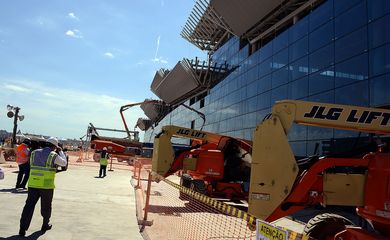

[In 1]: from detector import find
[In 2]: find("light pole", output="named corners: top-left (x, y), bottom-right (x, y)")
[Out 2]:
top-left (6, 105), bottom-right (24, 147)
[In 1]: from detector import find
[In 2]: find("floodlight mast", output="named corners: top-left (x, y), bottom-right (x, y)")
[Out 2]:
top-left (6, 105), bottom-right (22, 147)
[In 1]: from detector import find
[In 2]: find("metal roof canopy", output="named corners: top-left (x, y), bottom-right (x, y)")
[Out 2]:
top-left (181, 0), bottom-right (232, 51)
top-left (151, 58), bottom-right (233, 106)
top-left (184, 0), bottom-right (323, 50)
top-left (135, 118), bottom-right (153, 131)
top-left (210, 0), bottom-right (282, 37)
top-left (140, 100), bottom-right (170, 124)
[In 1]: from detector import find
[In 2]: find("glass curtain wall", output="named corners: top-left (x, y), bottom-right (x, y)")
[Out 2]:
top-left (145, 0), bottom-right (390, 157)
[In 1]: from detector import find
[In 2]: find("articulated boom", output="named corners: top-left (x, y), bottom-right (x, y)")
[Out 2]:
top-left (152, 125), bottom-right (225, 176)
top-left (152, 125), bottom-right (252, 178)
top-left (249, 100), bottom-right (390, 221)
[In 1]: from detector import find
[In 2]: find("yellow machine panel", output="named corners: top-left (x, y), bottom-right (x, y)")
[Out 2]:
top-left (152, 133), bottom-right (175, 176)
top-left (248, 116), bottom-right (298, 220)
top-left (323, 173), bottom-right (366, 206)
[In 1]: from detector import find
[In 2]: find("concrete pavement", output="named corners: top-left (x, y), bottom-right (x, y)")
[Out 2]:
top-left (0, 162), bottom-right (143, 240)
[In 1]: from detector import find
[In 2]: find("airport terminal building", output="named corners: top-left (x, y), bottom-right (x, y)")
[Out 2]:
top-left (143, 0), bottom-right (390, 157)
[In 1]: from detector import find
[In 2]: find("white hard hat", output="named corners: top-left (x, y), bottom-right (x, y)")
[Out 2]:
top-left (47, 137), bottom-right (59, 147)
top-left (103, 147), bottom-right (107, 151)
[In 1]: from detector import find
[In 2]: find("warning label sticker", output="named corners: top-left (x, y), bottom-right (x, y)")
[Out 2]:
top-left (256, 219), bottom-right (287, 240)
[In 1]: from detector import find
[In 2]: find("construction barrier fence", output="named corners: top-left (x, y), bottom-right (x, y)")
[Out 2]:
top-left (132, 159), bottom-right (310, 240)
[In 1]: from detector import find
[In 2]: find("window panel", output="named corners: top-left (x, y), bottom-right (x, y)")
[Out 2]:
top-left (370, 73), bottom-right (390, 107)
top-left (369, 42), bottom-right (390, 77)
top-left (309, 43), bottom-right (334, 73)
top-left (369, 14), bottom-right (390, 49)
top-left (273, 29), bottom-right (289, 53)
top-left (335, 2), bottom-right (367, 38)
top-left (290, 56), bottom-right (309, 81)
top-left (308, 90), bottom-right (334, 104)
top-left (258, 41), bottom-right (273, 63)
top-left (289, 36), bottom-right (308, 62)
top-left (368, 0), bottom-right (390, 21)
top-left (335, 80), bottom-right (369, 106)
top-left (308, 126), bottom-right (334, 141)
top-left (309, 0), bottom-right (333, 32)
top-left (289, 15), bottom-right (309, 43)
top-left (247, 96), bottom-right (258, 113)
top-left (288, 124), bottom-right (307, 141)
top-left (257, 108), bottom-right (272, 123)
top-left (259, 57), bottom-right (273, 78)
top-left (309, 67), bottom-right (335, 95)
top-left (307, 140), bottom-right (331, 156)
top-left (272, 67), bottom-right (289, 88)
top-left (257, 91), bottom-right (271, 110)
top-left (335, 53), bottom-right (368, 87)
top-left (271, 85), bottom-right (288, 105)
top-left (309, 21), bottom-right (334, 52)
top-left (243, 112), bottom-right (257, 129)
top-left (289, 77), bottom-right (308, 99)
top-left (334, 129), bottom-right (367, 139)
top-left (258, 74), bottom-right (272, 93)
top-left (273, 48), bottom-right (288, 69)
top-left (246, 81), bottom-right (258, 98)
top-left (335, 27), bottom-right (367, 63)
top-left (334, 0), bottom-right (363, 16)
top-left (290, 141), bottom-right (307, 157)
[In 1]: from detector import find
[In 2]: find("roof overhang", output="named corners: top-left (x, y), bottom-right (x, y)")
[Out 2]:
top-left (181, 0), bottom-right (232, 52)
top-left (136, 118), bottom-right (153, 131)
top-left (183, 0), bottom-right (324, 49)
top-left (210, 0), bottom-right (281, 37)
top-left (140, 100), bottom-right (170, 124)
top-left (151, 58), bottom-right (234, 106)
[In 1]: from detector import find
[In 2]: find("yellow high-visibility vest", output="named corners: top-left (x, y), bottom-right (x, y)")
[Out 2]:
top-left (28, 151), bottom-right (57, 189)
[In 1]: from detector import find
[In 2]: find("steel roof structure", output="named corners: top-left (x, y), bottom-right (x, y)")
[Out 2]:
top-left (182, 0), bottom-right (324, 50)
top-left (151, 58), bottom-right (233, 106)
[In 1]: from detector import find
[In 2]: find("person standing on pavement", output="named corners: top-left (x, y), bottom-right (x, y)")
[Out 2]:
top-left (15, 138), bottom-right (31, 189)
top-left (19, 137), bottom-right (67, 237)
top-left (99, 147), bottom-right (109, 178)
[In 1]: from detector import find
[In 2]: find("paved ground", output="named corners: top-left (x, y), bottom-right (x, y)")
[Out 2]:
top-left (0, 160), bottom-right (143, 240)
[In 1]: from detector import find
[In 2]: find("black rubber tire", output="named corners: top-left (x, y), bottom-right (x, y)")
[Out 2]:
top-left (190, 179), bottom-right (206, 194)
top-left (179, 174), bottom-right (192, 200)
top-left (303, 213), bottom-right (354, 240)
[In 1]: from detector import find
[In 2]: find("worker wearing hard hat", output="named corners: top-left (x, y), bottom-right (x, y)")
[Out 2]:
top-left (99, 147), bottom-right (110, 178)
top-left (15, 138), bottom-right (31, 189)
top-left (19, 137), bottom-right (67, 237)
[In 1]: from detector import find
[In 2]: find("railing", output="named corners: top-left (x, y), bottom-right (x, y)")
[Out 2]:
top-left (131, 159), bottom-right (311, 240)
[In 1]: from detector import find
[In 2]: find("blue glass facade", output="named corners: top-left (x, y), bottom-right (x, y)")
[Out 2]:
top-left (145, 0), bottom-right (390, 157)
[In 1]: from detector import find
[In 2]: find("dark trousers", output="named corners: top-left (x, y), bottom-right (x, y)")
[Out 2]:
top-left (20, 188), bottom-right (54, 230)
top-left (99, 165), bottom-right (107, 177)
top-left (16, 163), bottom-right (30, 188)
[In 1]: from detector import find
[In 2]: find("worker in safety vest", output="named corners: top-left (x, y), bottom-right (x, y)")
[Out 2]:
top-left (99, 147), bottom-right (109, 178)
top-left (19, 137), bottom-right (67, 237)
top-left (15, 138), bottom-right (31, 189)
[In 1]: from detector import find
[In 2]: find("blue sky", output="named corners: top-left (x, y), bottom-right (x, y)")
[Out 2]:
top-left (0, 0), bottom-right (205, 140)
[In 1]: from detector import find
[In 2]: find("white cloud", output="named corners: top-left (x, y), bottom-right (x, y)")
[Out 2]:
top-left (104, 52), bottom-right (114, 59)
top-left (151, 35), bottom-right (168, 64)
top-left (154, 35), bottom-right (160, 60)
top-left (152, 57), bottom-right (168, 64)
top-left (28, 16), bottom-right (57, 30)
top-left (65, 29), bottom-right (83, 38)
top-left (0, 78), bottom-right (146, 139)
top-left (67, 12), bottom-right (79, 21)
top-left (4, 84), bottom-right (31, 93)
top-left (43, 92), bottom-right (55, 97)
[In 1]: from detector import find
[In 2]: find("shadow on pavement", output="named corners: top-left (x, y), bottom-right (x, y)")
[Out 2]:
top-left (0, 230), bottom-right (44, 240)
top-left (0, 188), bottom-right (27, 194)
